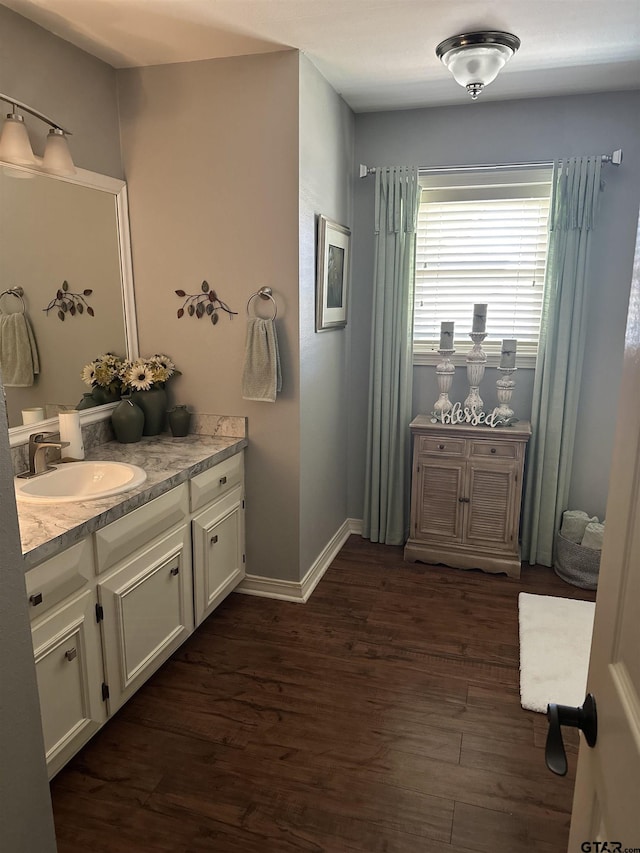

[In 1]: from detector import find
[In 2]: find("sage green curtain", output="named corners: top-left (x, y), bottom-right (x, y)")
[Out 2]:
top-left (522, 156), bottom-right (604, 566)
top-left (363, 166), bottom-right (420, 545)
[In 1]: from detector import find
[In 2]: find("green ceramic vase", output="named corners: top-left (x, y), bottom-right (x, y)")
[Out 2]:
top-left (131, 387), bottom-right (168, 436)
top-left (111, 396), bottom-right (144, 443)
top-left (92, 386), bottom-right (121, 405)
top-left (76, 392), bottom-right (99, 411)
top-left (168, 405), bottom-right (191, 437)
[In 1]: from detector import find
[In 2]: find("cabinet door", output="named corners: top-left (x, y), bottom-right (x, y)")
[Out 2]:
top-left (464, 462), bottom-right (518, 551)
top-left (98, 524), bottom-right (193, 714)
top-left (412, 456), bottom-right (465, 544)
top-left (193, 485), bottom-right (245, 627)
top-left (31, 589), bottom-right (106, 778)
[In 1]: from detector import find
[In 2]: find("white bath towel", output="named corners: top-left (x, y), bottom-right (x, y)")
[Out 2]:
top-left (0, 311), bottom-right (40, 386)
top-left (581, 521), bottom-right (605, 551)
top-left (241, 317), bottom-right (282, 402)
top-left (560, 510), bottom-right (598, 544)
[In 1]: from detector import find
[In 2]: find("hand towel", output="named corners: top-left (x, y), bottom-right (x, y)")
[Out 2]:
top-left (241, 317), bottom-right (282, 402)
top-left (0, 311), bottom-right (40, 387)
top-left (560, 510), bottom-right (598, 544)
top-left (581, 521), bottom-right (605, 551)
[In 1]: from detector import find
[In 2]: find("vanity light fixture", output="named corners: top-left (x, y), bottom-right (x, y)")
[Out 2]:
top-left (435, 31), bottom-right (521, 100)
top-left (0, 92), bottom-right (75, 175)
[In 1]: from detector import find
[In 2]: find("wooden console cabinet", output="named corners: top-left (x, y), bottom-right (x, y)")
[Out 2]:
top-left (404, 416), bottom-right (531, 578)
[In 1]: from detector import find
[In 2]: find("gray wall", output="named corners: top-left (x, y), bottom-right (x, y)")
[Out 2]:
top-left (350, 91), bottom-right (640, 522)
top-left (118, 51), bottom-right (303, 582)
top-left (0, 9), bottom-right (124, 846)
top-left (298, 56), bottom-right (355, 573)
top-left (0, 4), bottom-right (122, 178)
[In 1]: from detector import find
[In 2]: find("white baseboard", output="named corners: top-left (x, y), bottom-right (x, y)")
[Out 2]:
top-left (236, 518), bottom-right (363, 603)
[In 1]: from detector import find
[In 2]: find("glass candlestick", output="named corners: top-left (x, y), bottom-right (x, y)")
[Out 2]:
top-left (495, 367), bottom-right (517, 420)
top-left (433, 349), bottom-right (455, 416)
top-left (465, 332), bottom-right (487, 412)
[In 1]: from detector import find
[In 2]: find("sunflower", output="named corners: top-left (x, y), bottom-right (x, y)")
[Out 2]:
top-left (81, 362), bottom-right (97, 386)
top-left (127, 360), bottom-right (154, 391)
top-left (152, 354), bottom-right (176, 377)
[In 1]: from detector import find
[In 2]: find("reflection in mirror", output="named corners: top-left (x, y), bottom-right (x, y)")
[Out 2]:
top-left (0, 163), bottom-right (138, 435)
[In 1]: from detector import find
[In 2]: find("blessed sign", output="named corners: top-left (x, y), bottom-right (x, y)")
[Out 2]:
top-left (431, 402), bottom-right (512, 428)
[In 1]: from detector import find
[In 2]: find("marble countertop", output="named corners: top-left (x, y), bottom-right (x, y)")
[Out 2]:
top-left (17, 434), bottom-right (247, 570)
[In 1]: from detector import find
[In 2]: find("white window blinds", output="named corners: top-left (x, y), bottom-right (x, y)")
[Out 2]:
top-left (414, 168), bottom-right (552, 360)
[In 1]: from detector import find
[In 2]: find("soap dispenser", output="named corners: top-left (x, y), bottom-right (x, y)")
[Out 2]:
top-left (58, 410), bottom-right (85, 460)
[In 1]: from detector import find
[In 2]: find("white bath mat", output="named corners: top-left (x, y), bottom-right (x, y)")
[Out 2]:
top-left (518, 592), bottom-right (596, 713)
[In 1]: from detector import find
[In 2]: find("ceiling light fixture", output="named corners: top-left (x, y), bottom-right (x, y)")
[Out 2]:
top-left (0, 92), bottom-right (75, 175)
top-left (436, 31), bottom-right (521, 100)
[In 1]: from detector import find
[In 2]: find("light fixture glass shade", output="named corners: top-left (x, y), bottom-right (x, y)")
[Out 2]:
top-left (42, 128), bottom-right (76, 176)
top-left (436, 32), bottom-right (520, 100)
top-left (0, 113), bottom-right (36, 165)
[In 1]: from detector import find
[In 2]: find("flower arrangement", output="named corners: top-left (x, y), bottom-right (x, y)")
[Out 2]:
top-left (122, 354), bottom-right (179, 392)
top-left (81, 353), bottom-right (179, 396)
top-left (81, 353), bottom-right (124, 397)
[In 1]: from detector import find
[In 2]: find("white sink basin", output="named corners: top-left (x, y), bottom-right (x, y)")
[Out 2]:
top-left (15, 461), bottom-right (147, 504)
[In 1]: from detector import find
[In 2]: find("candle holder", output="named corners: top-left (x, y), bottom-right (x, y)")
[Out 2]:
top-left (495, 367), bottom-right (517, 420)
top-left (433, 350), bottom-right (455, 416)
top-left (464, 332), bottom-right (487, 412)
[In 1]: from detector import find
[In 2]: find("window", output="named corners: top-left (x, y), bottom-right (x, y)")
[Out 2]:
top-left (413, 167), bottom-right (552, 365)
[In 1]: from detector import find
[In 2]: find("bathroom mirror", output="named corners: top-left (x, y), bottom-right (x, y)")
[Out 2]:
top-left (0, 162), bottom-right (138, 441)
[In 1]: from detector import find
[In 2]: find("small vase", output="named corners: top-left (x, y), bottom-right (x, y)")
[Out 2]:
top-left (131, 387), bottom-right (168, 436)
top-left (168, 405), bottom-right (191, 437)
top-left (76, 392), bottom-right (99, 411)
top-left (111, 396), bottom-right (144, 443)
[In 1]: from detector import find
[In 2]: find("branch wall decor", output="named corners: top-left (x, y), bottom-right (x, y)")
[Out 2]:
top-left (175, 281), bottom-right (238, 326)
top-left (43, 280), bottom-right (94, 321)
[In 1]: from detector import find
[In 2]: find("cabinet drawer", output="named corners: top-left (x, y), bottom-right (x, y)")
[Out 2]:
top-left (417, 436), bottom-right (466, 456)
top-left (469, 440), bottom-right (517, 460)
top-left (95, 483), bottom-right (189, 575)
top-left (190, 451), bottom-right (244, 513)
top-left (26, 539), bottom-right (94, 621)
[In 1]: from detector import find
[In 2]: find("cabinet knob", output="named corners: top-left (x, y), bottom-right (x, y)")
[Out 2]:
top-left (490, 447), bottom-right (497, 454)
top-left (170, 566), bottom-right (180, 576)
top-left (219, 476), bottom-right (227, 485)
top-left (458, 496), bottom-right (470, 503)
top-left (210, 534), bottom-right (219, 545)
top-left (65, 647), bottom-right (77, 662)
top-left (29, 592), bottom-right (43, 607)
top-left (438, 444), bottom-right (445, 450)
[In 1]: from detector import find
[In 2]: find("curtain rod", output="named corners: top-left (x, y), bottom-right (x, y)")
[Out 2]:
top-left (359, 148), bottom-right (623, 178)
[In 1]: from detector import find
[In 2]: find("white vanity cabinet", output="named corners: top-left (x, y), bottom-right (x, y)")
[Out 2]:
top-left (25, 449), bottom-right (245, 776)
top-left (26, 539), bottom-right (106, 778)
top-left (190, 453), bottom-right (245, 626)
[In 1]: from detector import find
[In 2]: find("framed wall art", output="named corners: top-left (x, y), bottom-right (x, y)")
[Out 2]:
top-left (316, 215), bottom-right (351, 331)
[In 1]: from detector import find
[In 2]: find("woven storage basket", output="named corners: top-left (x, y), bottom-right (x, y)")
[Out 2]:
top-left (554, 531), bottom-right (600, 589)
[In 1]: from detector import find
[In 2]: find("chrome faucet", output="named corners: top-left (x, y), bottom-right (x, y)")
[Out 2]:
top-left (17, 432), bottom-right (70, 479)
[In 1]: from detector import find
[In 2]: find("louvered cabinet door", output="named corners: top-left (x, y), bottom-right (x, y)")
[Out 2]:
top-left (463, 462), bottom-right (518, 552)
top-left (413, 457), bottom-right (465, 544)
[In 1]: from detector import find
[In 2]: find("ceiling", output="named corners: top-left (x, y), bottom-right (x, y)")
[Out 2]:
top-left (3, 0), bottom-right (640, 112)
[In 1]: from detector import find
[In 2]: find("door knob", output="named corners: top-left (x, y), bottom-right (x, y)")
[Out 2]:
top-left (545, 693), bottom-right (597, 776)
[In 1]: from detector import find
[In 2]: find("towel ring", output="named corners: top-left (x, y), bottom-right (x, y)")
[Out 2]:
top-left (246, 286), bottom-right (277, 320)
top-left (0, 286), bottom-right (26, 314)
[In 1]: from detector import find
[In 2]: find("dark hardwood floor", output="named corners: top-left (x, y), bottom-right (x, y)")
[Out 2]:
top-left (50, 536), bottom-right (596, 852)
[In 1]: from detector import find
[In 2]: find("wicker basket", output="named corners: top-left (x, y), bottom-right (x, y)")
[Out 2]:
top-left (554, 531), bottom-right (600, 590)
